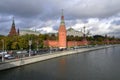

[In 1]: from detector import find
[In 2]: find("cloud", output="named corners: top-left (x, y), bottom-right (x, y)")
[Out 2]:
top-left (0, 0), bottom-right (120, 18)
top-left (66, 0), bottom-right (120, 18)
top-left (70, 14), bottom-right (120, 37)
top-left (0, 0), bottom-right (120, 37)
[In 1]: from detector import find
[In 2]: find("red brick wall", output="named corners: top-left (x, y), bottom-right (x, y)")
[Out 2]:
top-left (67, 41), bottom-right (89, 47)
top-left (44, 40), bottom-right (58, 47)
top-left (44, 40), bottom-right (89, 48)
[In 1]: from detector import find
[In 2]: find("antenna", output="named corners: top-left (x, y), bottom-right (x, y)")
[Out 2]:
top-left (61, 9), bottom-right (64, 16)
top-left (13, 17), bottom-right (14, 23)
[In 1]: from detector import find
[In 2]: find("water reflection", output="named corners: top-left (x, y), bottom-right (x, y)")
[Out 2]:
top-left (58, 57), bottom-right (67, 80)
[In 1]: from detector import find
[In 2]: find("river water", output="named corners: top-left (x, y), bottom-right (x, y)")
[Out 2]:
top-left (0, 46), bottom-right (120, 80)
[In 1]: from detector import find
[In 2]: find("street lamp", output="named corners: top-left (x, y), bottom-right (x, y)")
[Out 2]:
top-left (50, 46), bottom-right (52, 54)
top-left (29, 40), bottom-right (32, 57)
top-left (1, 39), bottom-right (4, 62)
top-left (83, 26), bottom-right (86, 40)
top-left (74, 38), bottom-right (77, 50)
top-left (36, 41), bottom-right (39, 51)
top-left (1, 39), bottom-right (4, 51)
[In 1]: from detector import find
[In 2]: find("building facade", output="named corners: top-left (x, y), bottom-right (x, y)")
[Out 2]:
top-left (67, 28), bottom-right (84, 37)
top-left (19, 30), bottom-right (40, 35)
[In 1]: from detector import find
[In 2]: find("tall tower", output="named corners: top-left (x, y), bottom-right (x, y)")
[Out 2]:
top-left (8, 17), bottom-right (17, 36)
top-left (58, 9), bottom-right (67, 49)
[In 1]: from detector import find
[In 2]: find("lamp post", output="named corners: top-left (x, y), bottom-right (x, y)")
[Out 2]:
top-left (29, 40), bottom-right (32, 57)
top-left (1, 39), bottom-right (4, 62)
top-left (50, 46), bottom-right (52, 54)
top-left (36, 41), bottom-right (39, 51)
top-left (83, 26), bottom-right (86, 40)
top-left (74, 38), bottom-right (76, 50)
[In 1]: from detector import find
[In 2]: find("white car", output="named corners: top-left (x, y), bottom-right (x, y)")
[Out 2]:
top-left (4, 54), bottom-right (11, 58)
top-left (4, 54), bottom-right (15, 59)
top-left (0, 51), bottom-right (7, 56)
top-left (16, 51), bottom-right (22, 54)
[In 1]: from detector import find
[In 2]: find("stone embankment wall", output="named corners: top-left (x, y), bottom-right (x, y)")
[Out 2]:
top-left (0, 45), bottom-right (115, 71)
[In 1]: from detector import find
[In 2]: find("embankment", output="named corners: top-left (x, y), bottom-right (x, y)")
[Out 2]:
top-left (0, 45), bottom-right (117, 71)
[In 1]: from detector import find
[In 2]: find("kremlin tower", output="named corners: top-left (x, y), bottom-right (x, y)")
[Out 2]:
top-left (8, 17), bottom-right (19, 36)
top-left (58, 10), bottom-right (67, 48)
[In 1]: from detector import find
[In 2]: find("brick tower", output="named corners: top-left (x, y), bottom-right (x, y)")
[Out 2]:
top-left (58, 10), bottom-right (67, 49)
top-left (8, 17), bottom-right (17, 36)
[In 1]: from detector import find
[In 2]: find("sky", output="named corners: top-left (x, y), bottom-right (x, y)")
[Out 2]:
top-left (0, 0), bottom-right (120, 37)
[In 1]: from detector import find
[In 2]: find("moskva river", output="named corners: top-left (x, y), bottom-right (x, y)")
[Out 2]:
top-left (1, 46), bottom-right (120, 80)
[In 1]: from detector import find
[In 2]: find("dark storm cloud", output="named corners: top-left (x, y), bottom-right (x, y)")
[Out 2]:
top-left (0, 18), bottom-right (11, 23)
top-left (0, 0), bottom-right (42, 17)
top-left (0, 0), bottom-right (120, 36)
top-left (0, 0), bottom-right (120, 19)
top-left (0, 0), bottom-right (66, 19)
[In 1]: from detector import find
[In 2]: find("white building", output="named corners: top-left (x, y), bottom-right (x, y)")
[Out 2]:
top-left (19, 30), bottom-right (40, 35)
top-left (67, 28), bottom-right (84, 37)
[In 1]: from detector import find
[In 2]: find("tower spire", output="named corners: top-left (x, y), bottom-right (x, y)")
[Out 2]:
top-left (12, 17), bottom-right (15, 26)
top-left (62, 9), bottom-right (64, 16)
top-left (8, 17), bottom-right (17, 36)
top-left (60, 9), bottom-right (65, 25)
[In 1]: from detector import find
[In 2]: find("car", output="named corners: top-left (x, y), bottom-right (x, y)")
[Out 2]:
top-left (0, 51), bottom-right (7, 57)
top-left (16, 51), bottom-right (22, 54)
top-left (4, 54), bottom-right (15, 59)
top-left (0, 51), bottom-right (7, 55)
